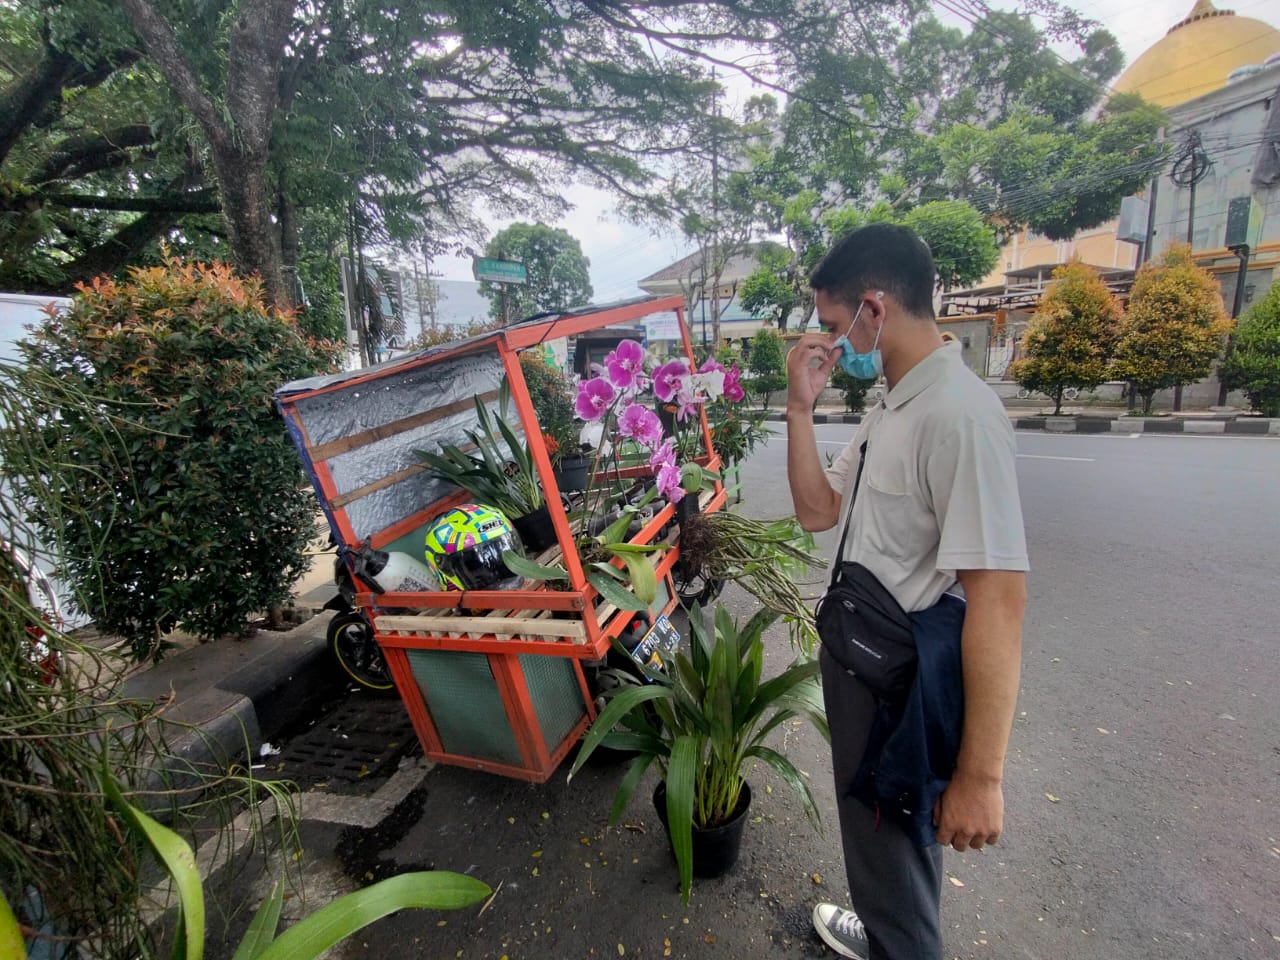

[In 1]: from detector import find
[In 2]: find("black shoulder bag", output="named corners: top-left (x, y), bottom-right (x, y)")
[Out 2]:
top-left (814, 441), bottom-right (918, 700)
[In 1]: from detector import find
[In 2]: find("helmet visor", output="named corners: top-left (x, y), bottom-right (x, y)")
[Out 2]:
top-left (438, 533), bottom-right (524, 591)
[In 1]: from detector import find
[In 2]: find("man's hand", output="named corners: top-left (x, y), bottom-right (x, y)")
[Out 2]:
top-left (785, 333), bottom-right (839, 413)
top-left (934, 769), bottom-right (1004, 852)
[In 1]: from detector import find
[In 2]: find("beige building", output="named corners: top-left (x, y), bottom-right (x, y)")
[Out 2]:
top-left (977, 0), bottom-right (1280, 288)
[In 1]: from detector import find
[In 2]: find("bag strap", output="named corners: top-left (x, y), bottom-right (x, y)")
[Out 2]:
top-left (829, 439), bottom-right (869, 589)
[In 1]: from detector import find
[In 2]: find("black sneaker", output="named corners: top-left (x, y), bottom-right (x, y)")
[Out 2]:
top-left (813, 902), bottom-right (870, 960)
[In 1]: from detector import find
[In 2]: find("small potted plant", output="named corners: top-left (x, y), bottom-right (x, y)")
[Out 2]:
top-left (519, 351), bottom-right (588, 491)
top-left (415, 381), bottom-right (556, 550)
top-left (568, 604), bottom-right (829, 903)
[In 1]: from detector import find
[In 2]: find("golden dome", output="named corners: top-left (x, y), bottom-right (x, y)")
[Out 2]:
top-left (1114, 1), bottom-right (1280, 108)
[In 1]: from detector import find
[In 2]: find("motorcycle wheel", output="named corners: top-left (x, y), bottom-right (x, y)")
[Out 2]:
top-left (328, 611), bottom-right (395, 692)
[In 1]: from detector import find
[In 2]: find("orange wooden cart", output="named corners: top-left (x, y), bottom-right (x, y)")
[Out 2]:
top-left (275, 295), bottom-right (725, 781)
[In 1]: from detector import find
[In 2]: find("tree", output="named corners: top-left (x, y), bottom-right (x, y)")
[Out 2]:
top-left (1009, 260), bottom-right (1121, 415)
top-left (747, 327), bottom-right (787, 408)
top-left (739, 244), bottom-right (799, 327)
top-left (479, 223), bottom-right (592, 323)
top-left (1220, 278), bottom-right (1280, 417)
top-left (1112, 244), bottom-right (1232, 415)
top-left (900, 200), bottom-right (999, 291)
top-left (15, 257), bottom-right (339, 659)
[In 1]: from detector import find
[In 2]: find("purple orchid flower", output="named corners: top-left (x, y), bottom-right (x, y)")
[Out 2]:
top-left (723, 363), bottom-right (745, 403)
top-left (675, 384), bottom-right (707, 421)
top-left (652, 358), bottom-right (691, 403)
top-left (655, 462), bottom-right (685, 504)
top-left (575, 376), bottom-right (616, 422)
top-left (617, 403), bottom-right (664, 448)
top-left (606, 339), bottom-right (646, 391)
top-left (649, 438), bottom-right (677, 473)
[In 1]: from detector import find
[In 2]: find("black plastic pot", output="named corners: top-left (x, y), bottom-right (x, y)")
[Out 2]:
top-left (511, 505), bottom-right (558, 552)
top-left (653, 781), bottom-right (752, 878)
top-left (553, 455), bottom-right (590, 493)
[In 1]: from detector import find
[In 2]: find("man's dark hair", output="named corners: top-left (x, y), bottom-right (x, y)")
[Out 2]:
top-left (809, 223), bottom-right (937, 318)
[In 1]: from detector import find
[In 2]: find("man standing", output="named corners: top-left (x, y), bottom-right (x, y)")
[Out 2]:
top-left (786, 224), bottom-right (1028, 960)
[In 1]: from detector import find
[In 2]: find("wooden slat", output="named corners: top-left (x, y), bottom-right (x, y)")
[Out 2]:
top-left (310, 390), bottom-right (499, 461)
top-left (376, 614), bottom-right (587, 641)
top-left (330, 462), bottom-right (428, 509)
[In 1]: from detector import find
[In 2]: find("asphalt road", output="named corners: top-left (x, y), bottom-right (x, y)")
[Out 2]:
top-left (257, 426), bottom-right (1280, 960)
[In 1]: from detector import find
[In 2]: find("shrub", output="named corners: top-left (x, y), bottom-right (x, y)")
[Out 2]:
top-left (1009, 260), bottom-right (1121, 414)
top-left (748, 328), bottom-right (788, 407)
top-left (1112, 244), bottom-right (1231, 415)
top-left (830, 368), bottom-right (874, 412)
top-left (519, 351), bottom-right (580, 462)
top-left (15, 258), bottom-right (339, 659)
top-left (1221, 278), bottom-right (1280, 417)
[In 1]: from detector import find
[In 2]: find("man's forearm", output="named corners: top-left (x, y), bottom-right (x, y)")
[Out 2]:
top-left (954, 570), bottom-right (1026, 782)
top-left (786, 405), bottom-right (840, 532)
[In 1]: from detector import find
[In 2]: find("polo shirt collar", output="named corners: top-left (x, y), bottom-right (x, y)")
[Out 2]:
top-left (884, 341), bottom-right (961, 410)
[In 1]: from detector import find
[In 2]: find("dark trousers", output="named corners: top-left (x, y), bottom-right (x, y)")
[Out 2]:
top-left (820, 647), bottom-right (944, 960)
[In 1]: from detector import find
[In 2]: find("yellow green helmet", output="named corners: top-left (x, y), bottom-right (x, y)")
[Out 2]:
top-left (424, 503), bottom-right (524, 591)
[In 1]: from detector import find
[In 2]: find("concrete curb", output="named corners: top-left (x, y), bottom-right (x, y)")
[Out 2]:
top-left (120, 615), bottom-right (343, 793)
top-left (763, 410), bottom-right (1280, 436)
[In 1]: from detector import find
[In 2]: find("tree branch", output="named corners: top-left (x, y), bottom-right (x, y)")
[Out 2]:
top-left (34, 191), bottom-right (220, 214)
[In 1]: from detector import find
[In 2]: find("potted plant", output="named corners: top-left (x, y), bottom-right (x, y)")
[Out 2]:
top-left (519, 352), bottom-right (589, 489)
top-left (415, 381), bottom-right (556, 550)
top-left (568, 604), bottom-right (829, 903)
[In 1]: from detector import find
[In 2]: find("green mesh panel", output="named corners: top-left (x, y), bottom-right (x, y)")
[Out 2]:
top-left (406, 649), bottom-right (522, 767)
top-left (518, 654), bottom-right (588, 753)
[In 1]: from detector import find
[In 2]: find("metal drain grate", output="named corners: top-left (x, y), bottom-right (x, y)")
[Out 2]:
top-left (273, 695), bottom-right (418, 793)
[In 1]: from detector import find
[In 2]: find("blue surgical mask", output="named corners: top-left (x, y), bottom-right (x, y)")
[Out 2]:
top-left (833, 299), bottom-right (883, 381)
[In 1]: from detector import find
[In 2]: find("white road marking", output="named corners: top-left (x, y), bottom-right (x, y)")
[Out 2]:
top-left (1016, 454), bottom-right (1095, 462)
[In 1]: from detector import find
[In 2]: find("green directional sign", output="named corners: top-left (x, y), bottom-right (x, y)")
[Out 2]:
top-left (472, 257), bottom-right (528, 285)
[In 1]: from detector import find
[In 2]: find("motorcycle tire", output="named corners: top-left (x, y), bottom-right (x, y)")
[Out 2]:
top-left (328, 611), bottom-right (395, 692)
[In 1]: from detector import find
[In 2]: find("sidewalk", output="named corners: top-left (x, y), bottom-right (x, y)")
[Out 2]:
top-left (767, 404), bottom-right (1280, 436)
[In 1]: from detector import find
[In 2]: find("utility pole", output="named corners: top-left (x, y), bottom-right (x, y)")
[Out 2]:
top-left (1168, 132), bottom-right (1212, 411)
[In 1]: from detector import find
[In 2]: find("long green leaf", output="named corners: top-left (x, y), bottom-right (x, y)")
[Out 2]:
top-left (744, 746), bottom-right (823, 827)
top-left (666, 736), bottom-right (699, 905)
top-left (615, 551), bottom-right (657, 604)
top-left (568, 683), bottom-right (673, 778)
top-left (607, 542), bottom-right (668, 555)
top-left (232, 881), bottom-right (285, 960)
top-left (608, 753), bottom-right (656, 825)
top-left (256, 873), bottom-right (490, 960)
top-left (501, 549), bottom-right (568, 581)
top-left (0, 895), bottom-right (24, 960)
top-left (103, 767), bottom-right (204, 960)
top-left (587, 571), bottom-right (648, 612)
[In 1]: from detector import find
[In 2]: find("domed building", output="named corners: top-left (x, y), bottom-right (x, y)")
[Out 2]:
top-left (1113, 0), bottom-right (1280, 108)
top-left (974, 0), bottom-right (1280, 288)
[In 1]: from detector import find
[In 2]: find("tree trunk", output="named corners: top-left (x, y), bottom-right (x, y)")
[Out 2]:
top-left (1053, 385), bottom-right (1063, 416)
top-left (214, 153), bottom-right (288, 306)
top-left (1141, 391), bottom-right (1156, 415)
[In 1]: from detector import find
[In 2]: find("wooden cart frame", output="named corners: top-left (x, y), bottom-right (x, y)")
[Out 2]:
top-left (276, 295), bottom-right (726, 781)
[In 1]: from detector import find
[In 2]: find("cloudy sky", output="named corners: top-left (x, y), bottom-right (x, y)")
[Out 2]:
top-left (432, 0), bottom-right (1274, 301)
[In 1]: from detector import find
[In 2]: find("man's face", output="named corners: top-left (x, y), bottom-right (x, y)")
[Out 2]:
top-left (814, 289), bottom-right (876, 353)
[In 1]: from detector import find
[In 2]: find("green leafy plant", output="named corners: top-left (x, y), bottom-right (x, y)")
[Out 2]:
top-left (1009, 259), bottom-right (1122, 415)
top-left (416, 379), bottom-right (545, 518)
top-left (676, 510), bottom-right (824, 652)
top-left (829, 367), bottom-right (875, 413)
top-left (1112, 244), bottom-right (1232, 415)
top-left (101, 766), bottom-right (490, 960)
top-left (519, 351), bottom-right (581, 464)
top-left (12, 258), bottom-right (340, 659)
top-left (569, 604), bottom-right (828, 904)
top-left (1221, 277), bottom-right (1280, 418)
top-left (747, 328), bottom-right (788, 408)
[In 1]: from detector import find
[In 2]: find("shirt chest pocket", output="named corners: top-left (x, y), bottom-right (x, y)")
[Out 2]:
top-left (858, 455), bottom-right (930, 564)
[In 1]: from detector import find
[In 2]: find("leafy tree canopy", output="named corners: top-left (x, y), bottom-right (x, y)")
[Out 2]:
top-left (1009, 259), bottom-right (1122, 413)
top-left (1113, 244), bottom-right (1231, 413)
top-left (480, 222), bottom-right (593, 321)
top-left (1221, 278), bottom-right (1280, 417)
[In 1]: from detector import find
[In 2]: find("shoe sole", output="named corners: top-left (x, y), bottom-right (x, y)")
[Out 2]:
top-left (812, 904), bottom-right (868, 960)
